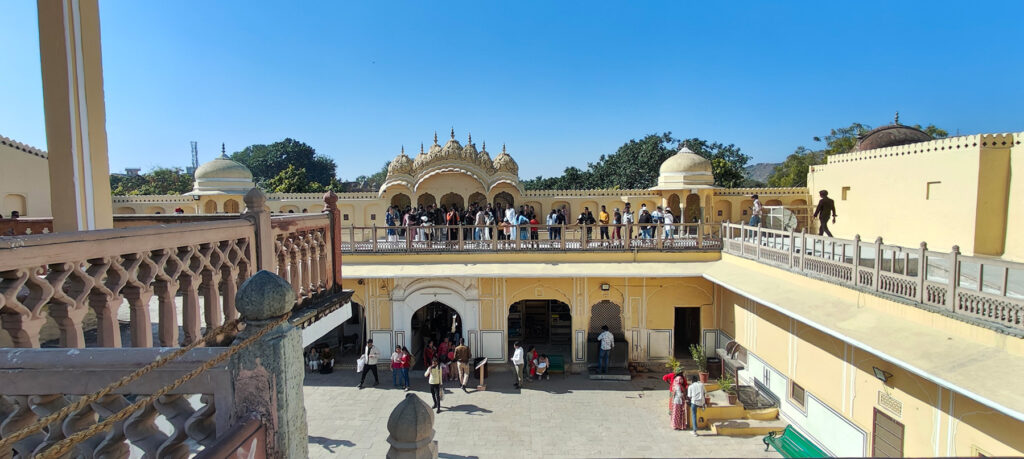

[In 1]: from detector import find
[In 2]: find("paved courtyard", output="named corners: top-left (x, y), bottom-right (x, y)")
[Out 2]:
top-left (303, 367), bottom-right (781, 458)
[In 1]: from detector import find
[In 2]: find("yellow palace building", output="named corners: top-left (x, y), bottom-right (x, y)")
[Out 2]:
top-left (5, 121), bottom-right (1024, 456)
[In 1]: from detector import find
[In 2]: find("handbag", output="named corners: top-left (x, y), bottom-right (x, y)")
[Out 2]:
top-left (356, 355), bottom-right (366, 373)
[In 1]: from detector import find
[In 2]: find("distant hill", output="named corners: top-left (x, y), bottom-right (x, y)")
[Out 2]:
top-left (744, 162), bottom-right (780, 183)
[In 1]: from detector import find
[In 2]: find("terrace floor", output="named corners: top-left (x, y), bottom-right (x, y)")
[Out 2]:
top-left (303, 367), bottom-right (780, 458)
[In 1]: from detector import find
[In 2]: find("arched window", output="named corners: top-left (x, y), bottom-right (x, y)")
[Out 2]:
top-left (468, 192), bottom-right (487, 207)
top-left (224, 199), bottom-right (240, 213)
top-left (493, 191), bottom-right (514, 209)
top-left (417, 193), bottom-right (436, 208)
top-left (391, 193), bottom-right (411, 210)
top-left (440, 192), bottom-right (465, 211)
top-left (204, 200), bottom-right (218, 214)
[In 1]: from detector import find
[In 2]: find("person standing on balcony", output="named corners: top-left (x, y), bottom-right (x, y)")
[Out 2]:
top-left (813, 190), bottom-right (837, 237)
top-left (597, 325), bottom-right (614, 373)
top-left (358, 339), bottom-right (380, 389)
top-left (555, 208), bottom-right (566, 240)
top-left (623, 203), bottom-right (634, 240)
top-left (749, 194), bottom-right (763, 227)
top-left (454, 338), bottom-right (472, 392)
top-left (474, 206), bottom-right (486, 241)
top-left (385, 206), bottom-right (396, 242)
top-left (612, 207), bottom-right (623, 242)
top-left (546, 210), bottom-right (558, 241)
top-left (598, 205), bottom-right (610, 242)
top-left (517, 212), bottom-right (530, 240)
top-left (664, 208), bottom-right (675, 239)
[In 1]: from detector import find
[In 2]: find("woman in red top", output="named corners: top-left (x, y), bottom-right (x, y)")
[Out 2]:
top-left (424, 340), bottom-right (436, 369)
top-left (527, 345), bottom-right (539, 379)
top-left (400, 346), bottom-right (412, 391)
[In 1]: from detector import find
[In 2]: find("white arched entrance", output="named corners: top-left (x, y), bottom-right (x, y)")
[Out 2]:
top-left (389, 278), bottom-right (480, 356)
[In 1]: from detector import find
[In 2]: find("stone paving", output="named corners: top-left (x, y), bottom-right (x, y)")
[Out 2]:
top-left (303, 366), bottom-right (781, 458)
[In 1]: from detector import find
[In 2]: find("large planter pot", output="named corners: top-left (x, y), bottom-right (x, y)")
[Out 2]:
top-left (699, 372), bottom-right (709, 383)
top-left (727, 393), bottom-right (738, 405)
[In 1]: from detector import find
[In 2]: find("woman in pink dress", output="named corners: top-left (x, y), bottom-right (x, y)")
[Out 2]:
top-left (670, 372), bottom-right (689, 430)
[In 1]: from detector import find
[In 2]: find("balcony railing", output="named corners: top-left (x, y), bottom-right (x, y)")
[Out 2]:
top-left (721, 222), bottom-right (1024, 332)
top-left (339, 222), bottom-right (722, 253)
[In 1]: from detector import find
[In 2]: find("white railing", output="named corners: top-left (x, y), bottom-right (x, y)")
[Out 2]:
top-left (721, 222), bottom-right (1024, 332)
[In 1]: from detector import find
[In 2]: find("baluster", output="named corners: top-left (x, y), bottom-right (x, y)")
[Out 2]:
top-left (872, 238), bottom-right (883, 291)
top-left (177, 247), bottom-right (203, 345)
top-left (46, 262), bottom-right (91, 348)
top-left (120, 253), bottom-right (155, 348)
top-left (92, 394), bottom-right (130, 458)
top-left (185, 395), bottom-right (217, 447)
top-left (154, 394), bottom-right (194, 458)
top-left (3, 396), bottom-right (44, 457)
top-left (372, 225), bottom-right (378, 252)
top-left (947, 245), bottom-right (960, 312)
top-left (28, 394), bottom-right (70, 456)
top-left (124, 399), bottom-right (168, 457)
top-left (221, 263), bottom-right (240, 323)
top-left (86, 258), bottom-right (124, 348)
top-left (308, 234), bottom-right (322, 294)
top-left (62, 398), bottom-right (103, 457)
top-left (917, 242), bottom-right (928, 302)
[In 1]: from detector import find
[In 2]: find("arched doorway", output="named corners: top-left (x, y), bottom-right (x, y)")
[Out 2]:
top-left (391, 193), bottom-right (411, 210)
top-left (224, 199), bottom-right (240, 213)
top-left (468, 192), bottom-right (487, 208)
top-left (411, 302), bottom-right (461, 369)
top-left (493, 191), bottom-right (514, 209)
top-left (440, 192), bottom-right (465, 211)
top-left (417, 193), bottom-right (436, 208)
top-left (507, 300), bottom-right (572, 358)
top-left (683, 193), bottom-right (701, 224)
top-left (667, 194), bottom-right (681, 219)
top-left (204, 200), bottom-right (217, 214)
top-left (589, 301), bottom-right (626, 370)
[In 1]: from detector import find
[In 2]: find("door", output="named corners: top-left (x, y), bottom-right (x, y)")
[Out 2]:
top-left (872, 408), bottom-right (904, 457)
top-left (674, 307), bottom-right (701, 358)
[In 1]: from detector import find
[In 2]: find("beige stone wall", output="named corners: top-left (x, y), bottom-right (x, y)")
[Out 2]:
top-left (0, 139), bottom-right (52, 218)
top-left (807, 133), bottom-right (1022, 260)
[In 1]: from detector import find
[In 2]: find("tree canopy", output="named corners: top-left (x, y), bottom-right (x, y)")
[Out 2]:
top-left (110, 167), bottom-right (193, 196)
top-left (766, 122), bottom-right (948, 187)
top-left (521, 132), bottom-right (750, 190)
top-left (230, 138), bottom-right (337, 190)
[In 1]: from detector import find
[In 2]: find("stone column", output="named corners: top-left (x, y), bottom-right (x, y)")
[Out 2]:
top-left (37, 0), bottom-right (114, 231)
top-left (322, 190), bottom-right (343, 288)
top-left (242, 188), bottom-right (275, 273)
top-left (229, 270), bottom-right (307, 459)
top-left (386, 394), bottom-right (437, 459)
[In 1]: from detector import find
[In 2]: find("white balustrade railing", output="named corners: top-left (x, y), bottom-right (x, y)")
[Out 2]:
top-left (721, 222), bottom-right (1024, 332)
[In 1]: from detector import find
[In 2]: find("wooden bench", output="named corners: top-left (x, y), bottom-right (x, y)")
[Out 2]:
top-left (547, 355), bottom-right (567, 378)
top-left (763, 426), bottom-right (827, 458)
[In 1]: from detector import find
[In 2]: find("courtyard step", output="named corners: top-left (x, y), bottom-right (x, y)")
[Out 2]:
top-left (588, 368), bottom-right (632, 381)
top-left (711, 418), bottom-right (789, 436)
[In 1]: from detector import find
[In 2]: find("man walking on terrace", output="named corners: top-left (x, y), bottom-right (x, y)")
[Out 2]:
top-left (813, 190), bottom-right (837, 237)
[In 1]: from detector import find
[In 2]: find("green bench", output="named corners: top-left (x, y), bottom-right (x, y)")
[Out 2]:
top-left (547, 354), bottom-right (567, 378)
top-left (763, 426), bottom-right (827, 458)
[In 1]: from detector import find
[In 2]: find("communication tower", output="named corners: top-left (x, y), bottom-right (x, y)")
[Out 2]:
top-left (186, 141), bottom-right (199, 175)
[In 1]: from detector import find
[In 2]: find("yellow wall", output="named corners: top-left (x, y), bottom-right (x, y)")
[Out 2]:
top-left (1, 141), bottom-right (52, 218)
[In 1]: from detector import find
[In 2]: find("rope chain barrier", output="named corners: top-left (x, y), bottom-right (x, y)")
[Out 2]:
top-left (34, 312), bottom-right (291, 459)
top-left (0, 318), bottom-right (242, 453)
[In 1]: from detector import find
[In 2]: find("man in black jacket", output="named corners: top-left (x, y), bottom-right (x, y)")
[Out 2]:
top-left (813, 190), bottom-right (837, 237)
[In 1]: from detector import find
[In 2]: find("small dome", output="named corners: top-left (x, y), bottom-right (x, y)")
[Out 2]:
top-left (462, 141), bottom-right (477, 159)
top-left (441, 139), bottom-right (463, 159)
top-left (653, 146), bottom-right (714, 190)
top-left (388, 148), bottom-right (413, 176)
top-left (194, 154), bottom-right (253, 181)
top-left (853, 123), bottom-right (933, 152)
top-left (477, 142), bottom-right (493, 169)
top-left (492, 145), bottom-right (518, 174)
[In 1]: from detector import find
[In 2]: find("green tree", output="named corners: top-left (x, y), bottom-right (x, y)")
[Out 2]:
top-left (230, 138), bottom-right (337, 189)
top-left (264, 165), bottom-right (317, 193)
top-left (110, 167), bottom-right (193, 196)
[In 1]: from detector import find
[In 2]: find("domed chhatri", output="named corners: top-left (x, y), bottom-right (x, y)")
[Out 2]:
top-left (653, 146), bottom-right (715, 190)
top-left (853, 113), bottom-right (933, 152)
top-left (382, 129), bottom-right (522, 195)
top-left (388, 146), bottom-right (414, 176)
top-left (190, 144), bottom-right (257, 195)
top-left (492, 144), bottom-right (518, 175)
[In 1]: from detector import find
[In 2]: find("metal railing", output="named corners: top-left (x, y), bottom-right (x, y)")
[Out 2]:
top-left (721, 222), bottom-right (1024, 332)
top-left (340, 222), bottom-right (722, 253)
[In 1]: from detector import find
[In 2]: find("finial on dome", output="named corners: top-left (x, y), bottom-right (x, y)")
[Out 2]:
top-left (482, 141), bottom-right (486, 151)
top-left (401, 145), bottom-right (405, 156)
top-left (502, 143), bottom-right (506, 154)
top-left (450, 128), bottom-right (455, 140)
top-left (219, 143), bottom-right (228, 159)
top-left (433, 132), bottom-right (438, 145)
top-left (894, 111), bottom-right (900, 125)
top-left (468, 132), bottom-right (472, 145)
top-left (421, 143), bottom-right (424, 154)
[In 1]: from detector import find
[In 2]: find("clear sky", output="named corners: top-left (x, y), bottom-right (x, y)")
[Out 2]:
top-left (2, 1), bottom-right (1023, 179)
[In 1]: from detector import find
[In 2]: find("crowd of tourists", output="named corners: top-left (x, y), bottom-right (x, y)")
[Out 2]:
top-left (383, 201), bottom-right (694, 243)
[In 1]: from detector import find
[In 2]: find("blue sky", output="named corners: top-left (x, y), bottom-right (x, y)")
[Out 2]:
top-left (2, 1), bottom-right (1023, 179)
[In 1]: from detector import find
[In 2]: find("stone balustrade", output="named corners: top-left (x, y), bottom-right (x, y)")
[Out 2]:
top-left (721, 222), bottom-right (1024, 333)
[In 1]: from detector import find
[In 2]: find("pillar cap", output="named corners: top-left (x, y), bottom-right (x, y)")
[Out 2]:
top-left (236, 270), bottom-right (295, 320)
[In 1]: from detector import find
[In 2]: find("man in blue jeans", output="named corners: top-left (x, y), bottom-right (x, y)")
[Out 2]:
top-left (597, 325), bottom-right (614, 373)
top-left (687, 374), bottom-right (706, 435)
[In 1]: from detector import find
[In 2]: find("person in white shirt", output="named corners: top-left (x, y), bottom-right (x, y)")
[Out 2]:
top-left (425, 357), bottom-right (444, 413)
top-left (623, 203), bottom-right (635, 239)
top-left (597, 325), bottom-right (614, 373)
top-left (663, 208), bottom-right (675, 239)
top-left (511, 341), bottom-right (526, 388)
top-left (686, 375), bottom-right (706, 435)
top-left (358, 339), bottom-right (380, 389)
top-left (749, 194), bottom-right (763, 227)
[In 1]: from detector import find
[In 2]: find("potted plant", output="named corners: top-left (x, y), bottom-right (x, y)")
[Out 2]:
top-left (688, 344), bottom-right (708, 383)
top-left (719, 372), bottom-right (738, 405)
top-left (664, 356), bottom-right (683, 375)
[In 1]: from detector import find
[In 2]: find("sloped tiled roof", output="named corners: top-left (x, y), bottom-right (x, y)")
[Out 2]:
top-left (0, 134), bottom-right (47, 159)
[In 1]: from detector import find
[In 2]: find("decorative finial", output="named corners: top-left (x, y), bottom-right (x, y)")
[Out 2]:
top-left (450, 128), bottom-right (455, 140)
top-left (468, 132), bottom-right (472, 145)
top-left (420, 143), bottom-right (424, 154)
top-left (482, 141), bottom-right (486, 151)
top-left (894, 112), bottom-right (900, 125)
top-left (219, 143), bottom-right (227, 158)
top-left (401, 145), bottom-right (405, 156)
top-left (433, 132), bottom-right (438, 145)
top-left (502, 143), bottom-right (506, 154)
